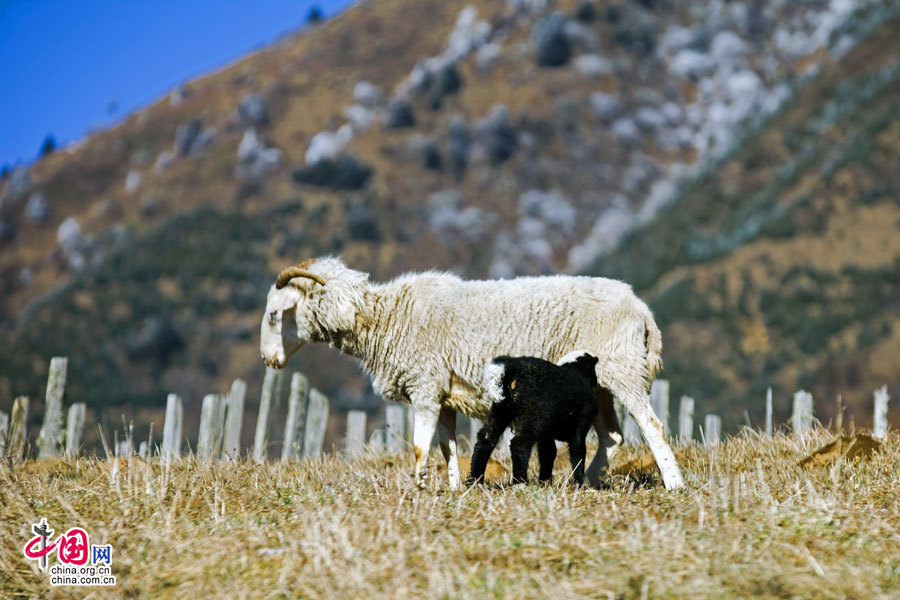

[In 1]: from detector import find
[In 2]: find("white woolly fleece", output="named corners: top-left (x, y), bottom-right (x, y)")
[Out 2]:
top-left (482, 360), bottom-right (506, 405)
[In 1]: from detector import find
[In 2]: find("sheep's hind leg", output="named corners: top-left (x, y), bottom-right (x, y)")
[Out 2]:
top-left (437, 405), bottom-right (461, 490)
top-left (621, 389), bottom-right (684, 490)
top-left (411, 404), bottom-right (440, 489)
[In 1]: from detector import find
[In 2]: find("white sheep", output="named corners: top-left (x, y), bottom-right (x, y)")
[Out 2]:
top-left (260, 257), bottom-right (684, 490)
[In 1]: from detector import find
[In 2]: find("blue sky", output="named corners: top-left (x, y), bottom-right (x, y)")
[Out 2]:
top-left (0, 0), bottom-right (354, 168)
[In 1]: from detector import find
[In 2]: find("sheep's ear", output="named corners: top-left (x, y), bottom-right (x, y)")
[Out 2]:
top-left (268, 286), bottom-right (302, 312)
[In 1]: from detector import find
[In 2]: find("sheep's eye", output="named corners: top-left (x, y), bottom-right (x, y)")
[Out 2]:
top-left (268, 310), bottom-right (278, 325)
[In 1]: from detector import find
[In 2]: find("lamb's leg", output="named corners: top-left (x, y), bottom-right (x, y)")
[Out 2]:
top-left (537, 437), bottom-right (557, 483)
top-left (437, 405), bottom-right (461, 490)
top-left (468, 413), bottom-right (510, 484)
top-left (586, 387), bottom-right (623, 488)
top-left (621, 389), bottom-right (685, 490)
top-left (568, 435), bottom-right (588, 486)
top-left (509, 433), bottom-right (535, 484)
top-left (411, 404), bottom-right (440, 489)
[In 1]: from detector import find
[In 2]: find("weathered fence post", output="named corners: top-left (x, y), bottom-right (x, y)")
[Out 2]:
top-left (678, 396), bottom-right (694, 444)
top-left (368, 428), bottom-right (385, 455)
top-left (282, 373), bottom-right (310, 461)
top-left (253, 368), bottom-right (283, 463)
top-left (37, 357), bottom-right (68, 458)
top-left (162, 394), bottom-right (183, 463)
top-left (8, 396), bottom-right (29, 462)
top-left (623, 414), bottom-right (641, 445)
top-left (873, 385), bottom-right (890, 440)
top-left (197, 394), bottom-right (226, 462)
top-left (651, 379), bottom-right (670, 435)
top-left (703, 414), bottom-right (721, 447)
top-left (345, 410), bottom-right (367, 457)
top-left (65, 402), bottom-right (86, 460)
top-left (302, 389), bottom-right (329, 459)
top-left (223, 379), bottom-right (246, 460)
top-left (765, 387), bottom-right (773, 437)
top-left (0, 410), bottom-right (8, 459)
top-left (792, 390), bottom-right (813, 435)
top-left (385, 404), bottom-right (406, 454)
top-left (406, 406), bottom-right (415, 445)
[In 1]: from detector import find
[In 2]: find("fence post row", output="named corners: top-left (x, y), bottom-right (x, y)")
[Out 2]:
top-left (162, 394), bottom-right (183, 463)
top-left (704, 414), bottom-right (722, 447)
top-left (282, 373), bottom-right (310, 461)
top-left (873, 385), bottom-right (890, 440)
top-left (65, 402), bottom-right (86, 460)
top-left (678, 396), bottom-right (694, 445)
top-left (792, 390), bottom-right (814, 435)
top-left (253, 367), bottom-right (282, 463)
top-left (37, 357), bottom-right (67, 459)
top-left (345, 410), bottom-right (367, 457)
top-left (385, 404), bottom-right (406, 454)
top-left (7, 357), bottom-right (896, 462)
top-left (197, 394), bottom-right (226, 462)
top-left (303, 388), bottom-right (329, 459)
top-left (223, 379), bottom-right (246, 461)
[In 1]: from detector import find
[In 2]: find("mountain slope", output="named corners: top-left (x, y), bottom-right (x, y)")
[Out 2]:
top-left (588, 18), bottom-right (900, 428)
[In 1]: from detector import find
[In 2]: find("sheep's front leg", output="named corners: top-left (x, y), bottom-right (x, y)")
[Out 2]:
top-left (437, 405), bottom-right (461, 490)
top-left (412, 404), bottom-right (440, 489)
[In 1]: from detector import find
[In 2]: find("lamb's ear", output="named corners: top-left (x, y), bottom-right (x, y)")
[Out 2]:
top-left (268, 286), bottom-right (303, 312)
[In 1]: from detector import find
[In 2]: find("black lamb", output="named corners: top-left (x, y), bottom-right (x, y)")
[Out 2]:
top-left (467, 352), bottom-right (600, 486)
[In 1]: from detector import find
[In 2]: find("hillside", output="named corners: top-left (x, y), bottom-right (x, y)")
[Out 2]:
top-left (589, 16), bottom-right (900, 428)
top-left (0, 0), bottom-right (897, 449)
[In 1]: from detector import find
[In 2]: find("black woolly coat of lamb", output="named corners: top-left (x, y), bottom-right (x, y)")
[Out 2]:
top-left (468, 353), bottom-right (600, 486)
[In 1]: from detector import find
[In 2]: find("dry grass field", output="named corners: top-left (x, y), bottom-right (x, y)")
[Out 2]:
top-left (2, 430), bottom-right (899, 599)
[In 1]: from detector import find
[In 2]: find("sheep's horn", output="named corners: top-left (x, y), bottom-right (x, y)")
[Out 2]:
top-left (276, 266), bottom-right (326, 289)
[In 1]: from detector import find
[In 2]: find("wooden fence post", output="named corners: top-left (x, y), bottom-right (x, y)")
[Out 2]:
top-left (873, 385), bottom-right (890, 440)
top-left (162, 394), bottom-right (183, 463)
top-left (406, 405), bottom-right (415, 445)
top-left (385, 404), bottom-right (406, 454)
top-left (368, 428), bottom-right (385, 455)
top-left (345, 410), bottom-right (367, 457)
top-left (282, 373), bottom-right (309, 461)
top-left (651, 379), bottom-right (670, 435)
top-left (302, 389), bottom-right (329, 459)
top-left (792, 390), bottom-right (813, 435)
top-left (678, 396), bottom-right (694, 444)
top-left (37, 356), bottom-right (68, 459)
top-left (8, 396), bottom-right (29, 462)
top-left (197, 394), bottom-right (226, 462)
top-left (65, 402), bottom-right (86, 460)
top-left (623, 413), bottom-right (641, 445)
top-left (223, 379), bottom-right (246, 460)
top-left (253, 368), bottom-right (283, 463)
top-left (765, 387), bottom-right (773, 437)
top-left (703, 414), bottom-right (721, 447)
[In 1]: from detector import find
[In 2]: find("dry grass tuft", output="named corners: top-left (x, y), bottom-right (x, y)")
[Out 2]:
top-left (2, 429), bottom-right (899, 599)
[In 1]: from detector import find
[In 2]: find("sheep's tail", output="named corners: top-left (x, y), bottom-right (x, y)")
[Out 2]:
top-left (643, 310), bottom-right (663, 377)
top-left (482, 359), bottom-right (508, 405)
